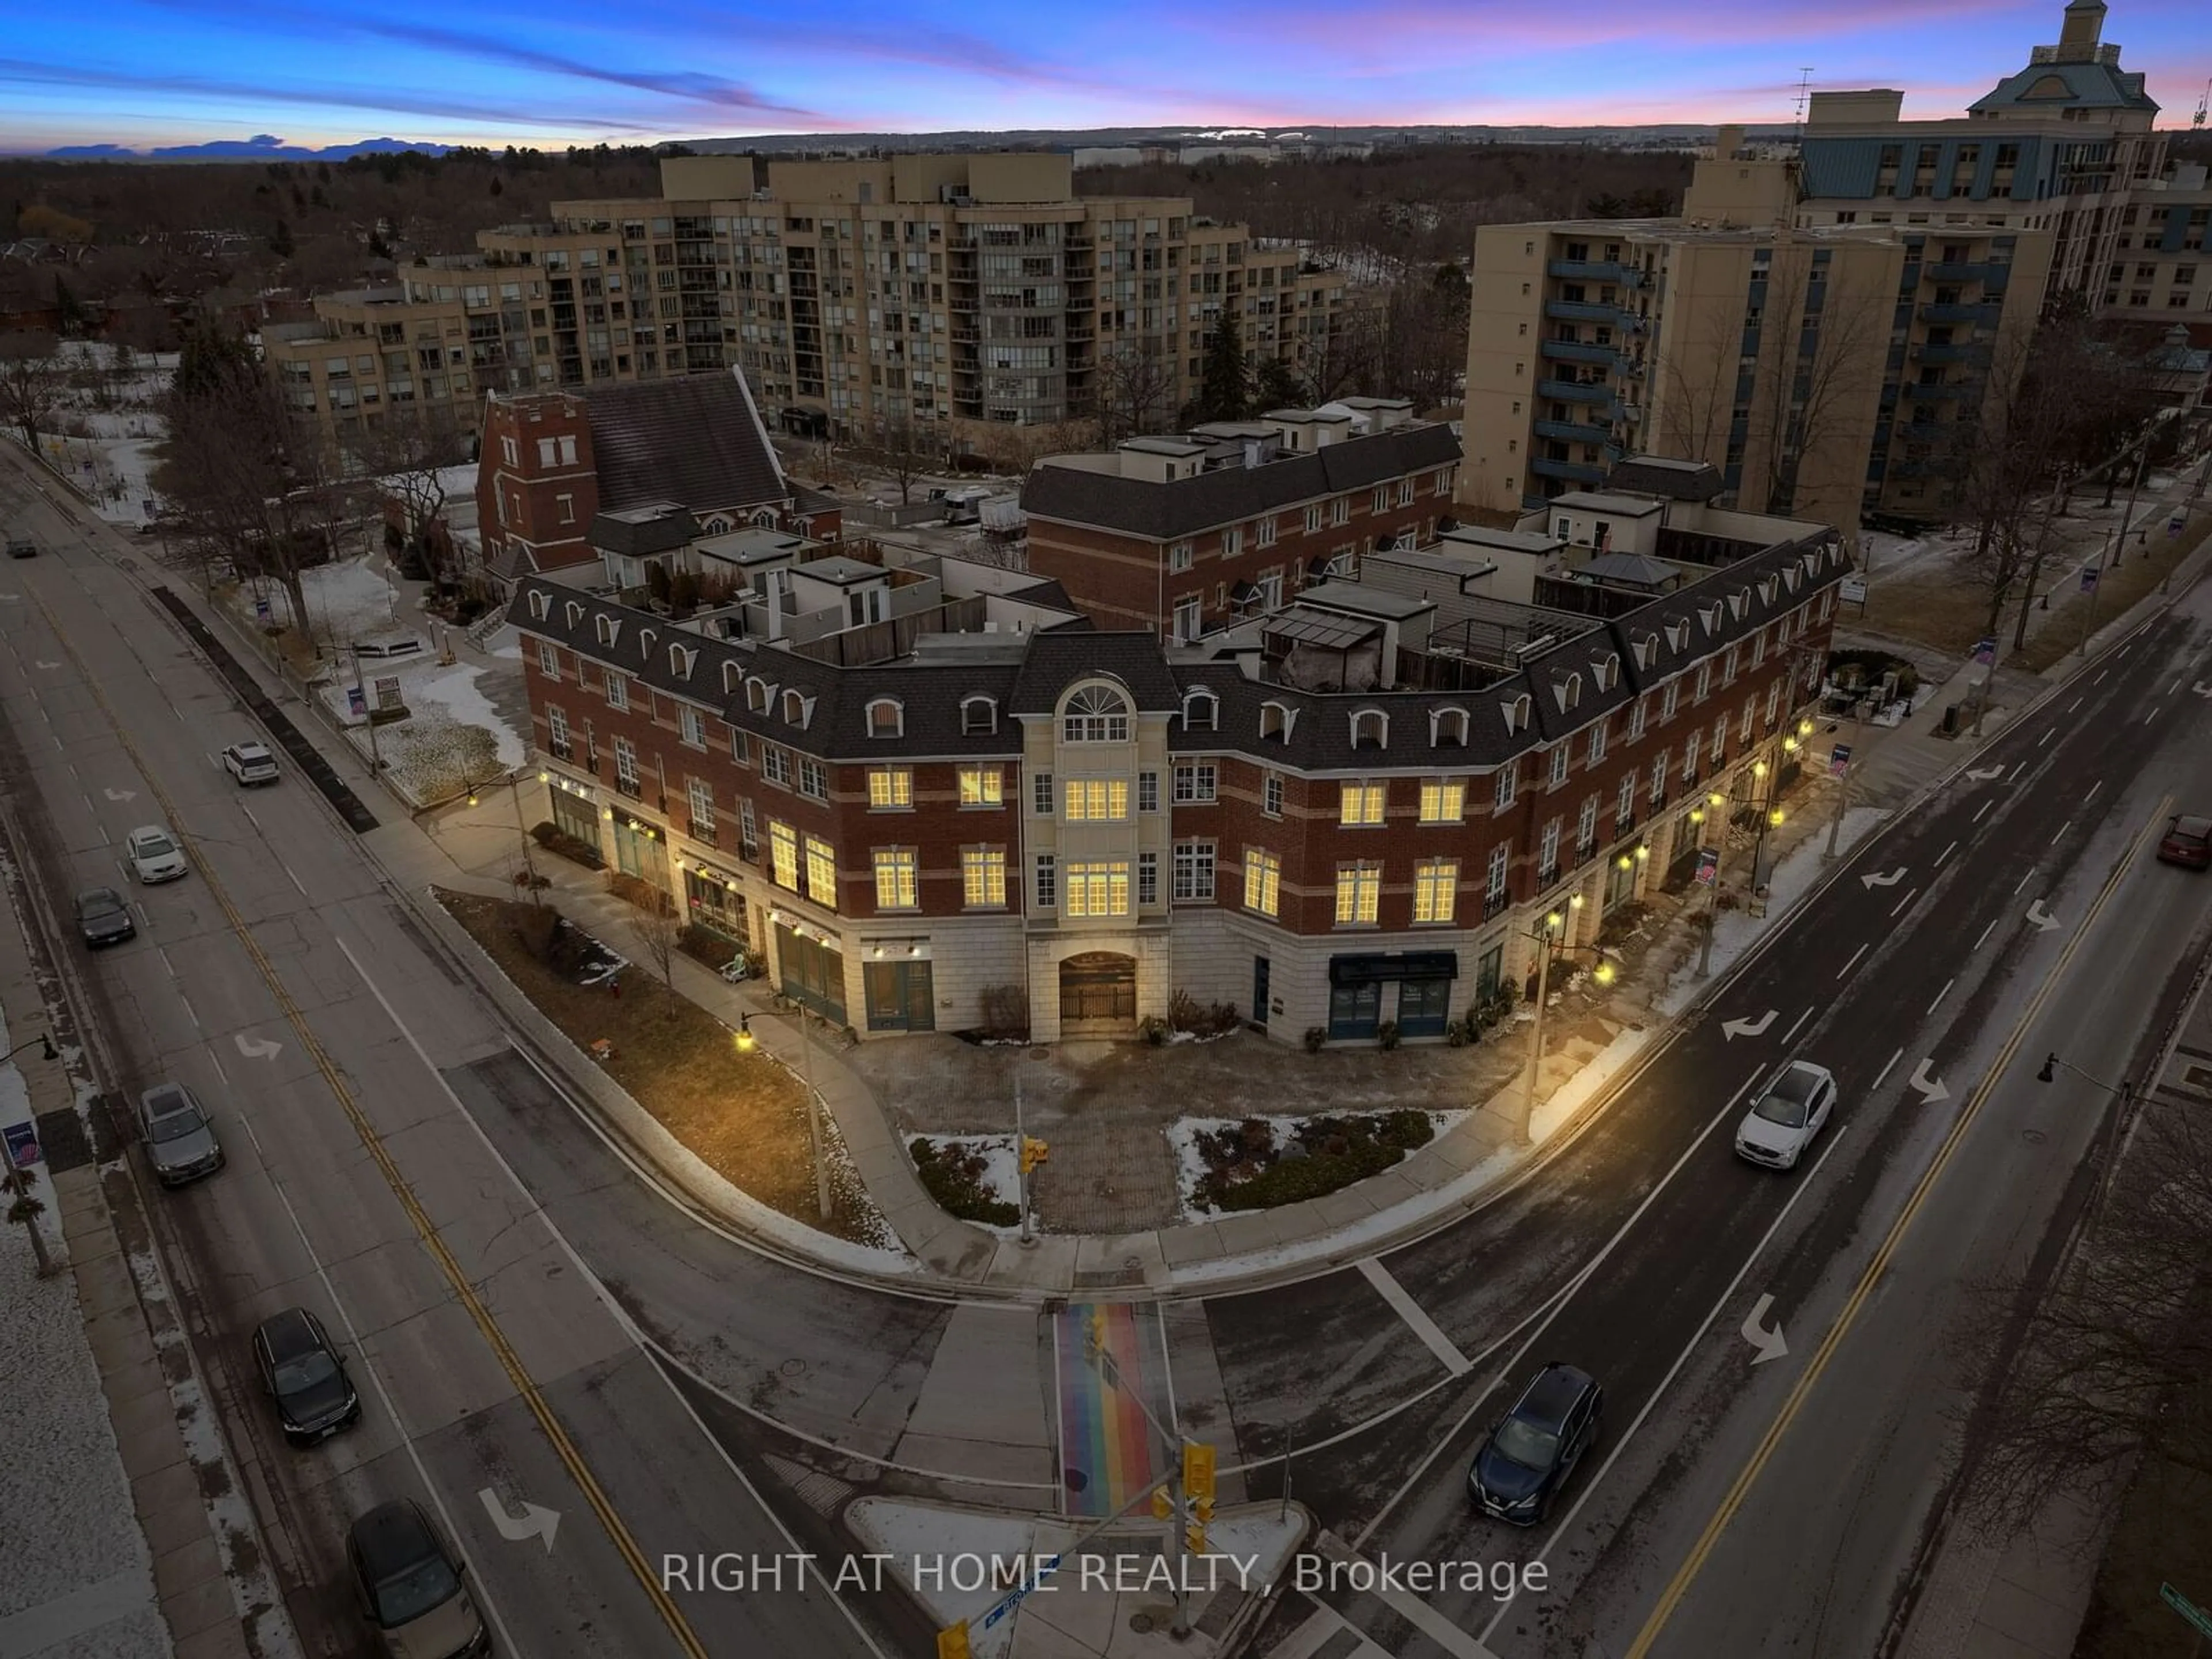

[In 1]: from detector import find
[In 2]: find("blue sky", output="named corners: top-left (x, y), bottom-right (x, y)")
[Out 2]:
top-left (1, 0), bottom-right (2205, 152)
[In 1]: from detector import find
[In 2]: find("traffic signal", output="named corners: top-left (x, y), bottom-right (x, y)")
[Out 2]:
top-left (937, 1621), bottom-right (971, 1659)
top-left (1086, 1306), bottom-right (1107, 1357)
top-left (1181, 1441), bottom-right (1216, 1505)
top-left (1184, 1518), bottom-right (1208, 1555)
top-left (1020, 1136), bottom-right (1050, 1174)
top-left (1150, 1486), bottom-right (1174, 1521)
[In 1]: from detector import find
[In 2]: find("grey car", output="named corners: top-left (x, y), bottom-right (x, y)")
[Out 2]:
top-left (139, 1082), bottom-right (224, 1187)
top-left (75, 886), bottom-right (136, 947)
top-left (347, 1499), bottom-right (490, 1658)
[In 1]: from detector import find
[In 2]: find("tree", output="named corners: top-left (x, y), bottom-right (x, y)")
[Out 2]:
top-left (1372, 261), bottom-right (1471, 412)
top-left (1251, 353), bottom-right (1305, 414)
top-left (624, 888), bottom-right (683, 1017)
top-left (1302, 304), bottom-right (1382, 405)
top-left (353, 402), bottom-right (472, 588)
top-left (0, 331), bottom-right (63, 456)
top-left (872, 407), bottom-right (934, 505)
top-left (1092, 342), bottom-right (1179, 446)
top-left (1188, 323), bottom-right (1249, 425)
top-left (1740, 244), bottom-right (1889, 524)
top-left (1651, 308), bottom-right (1740, 469)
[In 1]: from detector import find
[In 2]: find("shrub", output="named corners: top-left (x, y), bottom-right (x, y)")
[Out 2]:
top-left (1376, 1020), bottom-right (1402, 1050)
top-left (1168, 989), bottom-right (1240, 1037)
top-left (978, 984), bottom-right (1029, 1042)
top-left (1302, 1026), bottom-right (1327, 1054)
top-left (604, 871), bottom-right (671, 914)
top-left (910, 1138), bottom-right (1021, 1227)
top-left (677, 925), bottom-right (739, 971)
top-left (1212, 1140), bottom-right (1399, 1210)
top-left (530, 820), bottom-right (604, 869)
top-left (1139, 1014), bottom-right (1170, 1046)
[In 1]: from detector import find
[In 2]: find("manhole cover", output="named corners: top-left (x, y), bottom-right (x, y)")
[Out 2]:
top-left (780, 1357), bottom-right (807, 1377)
top-left (2021, 1128), bottom-right (2047, 1145)
top-left (1128, 1613), bottom-right (1156, 1635)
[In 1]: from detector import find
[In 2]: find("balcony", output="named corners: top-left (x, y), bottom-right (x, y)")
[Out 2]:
top-left (1925, 262), bottom-right (2008, 285)
top-left (1483, 888), bottom-right (1513, 921)
top-left (1532, 456), bottom-right (1607, 484)
top-left (1540, 339), bottom-right (1621, 368)
top-left (1919, 301), bottom-right (2001, 325)
top-left (1903, 381), bottom-right (1974, 400)
top-left (1548, 259), bottom-right (1630, 283)
top-left (1535, 861), bottom-right (1561, 889)
top-left (1535, 418), bottom-right (1611, 446)
top-left (1539, 378), bottom-right (1610, 404)
top-left (614, 775), bottom-right (643, 801)
top-left (1545, 300), bottom-right (1625, 324)
top-left (547, 737), bottom-right (573, 761)
top-left (687, 817), bottom-right (718, 846)
top-left (1915, 342), bottom-right (1993, 366)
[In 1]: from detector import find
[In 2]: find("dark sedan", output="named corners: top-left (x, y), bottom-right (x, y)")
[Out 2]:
top-left (74, 886), bottom-right (136, 947)
top-left (2158, 814), bottom-right (2211, 870)
top-left (1469, 1362), bottom-right (1604, 1524)
top-left (252, 1307), bottom-right (360, 1442)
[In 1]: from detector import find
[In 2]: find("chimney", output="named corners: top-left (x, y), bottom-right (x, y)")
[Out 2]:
top-left (1715, 124), bottom-right (1745, 160)
top-left (2056, 0), bottom-right (2105, 60)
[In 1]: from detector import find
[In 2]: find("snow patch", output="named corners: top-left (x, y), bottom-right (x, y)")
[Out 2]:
top-left (1169, 1108), bottom-right (1468, 1222)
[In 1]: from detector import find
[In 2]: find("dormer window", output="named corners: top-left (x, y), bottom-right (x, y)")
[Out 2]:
top-left (1260, 700), bottom-right (1296, 743)
top-left (565, 601), bottom-right (584, 631)
top-left (1699, 603), bottom-right (1721, 635)
top-left (1631, 632), bottom-right (1655, 671)
top-left (1430, 706), bottom-right (1470, 747)
top-left (1181, 688), bottom-right (1219, 732)
top-left (783, 689), bottom-right (815, 728)
top-left (866, 696), bottom-right (904, 738)
top-left (722, 661), bottom-right (744, 695)
top-left (1552, 672), bottom-right (1582, 714)
top-left (960, 695), bottom-right (998, 735)
top-left (1758, 575), bottom-right (1777, 606)
top-left (700, 515), bottom-right (730, 534)
top-left (1500, 692), bottom-right (1533, 734)
top-left (753, 509), bottom-right (778, 529)
top-left (746, 676), bottom-right (774, 714)
top-left (637, 627), bottom-right (656, 661)
top-left (1350, 708), bottom-right (1388, 749)
top-left (669, 643), bottom-right (696, 678)
top-left (1727, 590), bottom-right (1747, 621)
top-left (1592, 653), bottom-right (1620, 691)
top-left (528, 591), bottom-right (550, 621)
top-left (1062, 684), bottom-right (1131, 743)
top-left (1783, 565), bottom-right (1802, 593)
top-left (594, 613), bottom-right (621, 647)
top-left (1665, 619), bottom-right (1688, 652)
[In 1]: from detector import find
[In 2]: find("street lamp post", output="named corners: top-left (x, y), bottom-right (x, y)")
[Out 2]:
top-left (2035, 1051), bottom-right (2136, 1216)
top-left (468, 768), bottom-right (543, 905)
top-left (1514, 897), bottom-right (1619, 1148)
top-left (1, 1032), bottom-right (61, 1277)
top-left (736, 1009), bottom-right (830, 1221)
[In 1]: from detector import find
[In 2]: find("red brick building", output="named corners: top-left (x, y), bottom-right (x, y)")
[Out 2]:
top-left (507, 486), bottom-right (1847, 1044)
top-left (1021, 400), bottom-right (1461, 641)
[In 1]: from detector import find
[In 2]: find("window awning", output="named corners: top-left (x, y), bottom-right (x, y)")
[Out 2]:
top-left (1329, 950), bottom-right (1459, 987)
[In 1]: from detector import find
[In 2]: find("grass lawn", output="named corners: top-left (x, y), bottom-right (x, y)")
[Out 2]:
top-left (2076, 1385), bottom-right (2212, 1658)
top-left (2010, 518), bottom-right (2209, 673)
top-left (437, 889), bottom-right (889, 1247)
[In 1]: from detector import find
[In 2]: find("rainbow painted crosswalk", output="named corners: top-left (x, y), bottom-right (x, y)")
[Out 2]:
top-left (1055, 1302), bottom-right (1166, 1517)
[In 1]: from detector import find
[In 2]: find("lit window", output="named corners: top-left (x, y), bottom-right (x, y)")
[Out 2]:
top-left (868, 767), bottom-right (912, 810)
top-left (804, 835), bottom-right (837, 907)
top-left (962, 847), bottom-right (1007, 909)
top-left (1413, 858), bottom-right (1457, 925)
top-left (1340, 782), bottom-right (1386, 826)
top-left (1064, 861), bottom-right (1131, 917)
top-left (770, 821), bottom-right (799, 890)
top-left (1334, 862), bottom-right (1381, 926)
top-left (873, 849), bottom-right (918, 910)
top-left (1243, 849), bottom-right (1281, 917)
top-left (1419, 779), bottom-right (1464, 824)
top-left (958, 766), bottom-right (1003, 808)
top-left (1065, 778), bottom-right (1131, 820)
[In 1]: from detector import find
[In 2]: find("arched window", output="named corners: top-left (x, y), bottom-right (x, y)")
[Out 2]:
top-left (528, 590), bottom-right (550, 620)
top-left (700, 515), bottom-right (731, 535)
top-left (1350, 708), bottom-right (1388, 749)
top-left (669, 644), bottom-right (696, 678)
top-left (1260, 700), bottom-right (1296, 743)
top-left (960, 695), bottom-right (998, 735)
top-left (1181, 687), bottom-right (1218, 732)
top-left (866, 696), bottom-right (904, 738)
top-left (746, 676), bottom-right (774, 713)
top-left (722, 661), bottom-right (744, 696)
top-left (1430, 706), bottom-right (1469, 747)
top-left (753, 509), bottom-right (778, 529)
top-left (1062, 684), bottom-right (1131, 743)
top-left (783, 688), bottom-right (815, 727)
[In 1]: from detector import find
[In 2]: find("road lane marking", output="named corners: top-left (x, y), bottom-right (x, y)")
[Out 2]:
top-left (1782, 1006), bottom-right (1812, 1046)
top-left (177, 993), bottom-right (200, 1031)
top-left (2007, 762), bottom-right (2026, 785)
top-left (1927, 978), bottom-right (1955, 1016)
top-left (1870, 1048), bottom-right (1904, 1092)
top-left (33, 590), bottom-right (714, 1659)
top-left (1354, 1071), bottom-right (1766, 1548)
top-left (2014, 870), bottom-right (2033, 895)
top-left (1836, 943), bottom-right (1869, 981)
top-left (1890, 888), bottom-right (1918, 918)
top-left (2093, 670), bottom-right (2107, 684)
top-left (1975, 919), bottom-right (1999, 950)
top-left (2145, 705), bottom-right (2160, 725)
top-left (2052, 821), bottom-right (2070, 845)
top-left (2065, 697), bottom-right (2082, 715)
top-left (277, 859), bottom-right (307, 897)
top-left (1974, 800), bottom-right (1994, 824)
top-left (1936, 841), bottom-right (1957, 868)
top-left (1357, 1257), bottom-right (1472, 1377)
top-left (1624, 795), bottom-right (2174, 1658)
top-left (1478, 1122), bottom-right (1855, 1647)
top-left (2037, 727), bottom-right (2054, 748)
top-left (1320, 1533), bottom-right (1500, 1659)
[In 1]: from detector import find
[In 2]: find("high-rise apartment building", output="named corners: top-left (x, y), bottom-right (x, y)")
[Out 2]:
top-left (267, 153), bottom-right (1366, 463)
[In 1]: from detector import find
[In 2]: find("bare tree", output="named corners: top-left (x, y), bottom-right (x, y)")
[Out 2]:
top-left (352, 402), bottom-right (472, 588)
top-left (1651, 308), bottom-right (1740, 469)
top-left (624, 888), bottom-right (683, 1017)
top-left (1373, 262), bottom-right (1469, 412)
top-left (1302, 304), bottom-right (1382, 404)
top-left (0, 331), bottom-right (64, 456)
top-left (1741, 246), bottom-right (1889, 523)
top-left (1092, 342), bottom-right (1178, 446)
top-left (1959, 1097), bottom-right (2212, 1538)
top-left (870, 407), bottom-right (935, 505)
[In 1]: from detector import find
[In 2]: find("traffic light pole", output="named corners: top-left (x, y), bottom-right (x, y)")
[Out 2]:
top-left (1014, 1075), bottom-right (1034, 1248)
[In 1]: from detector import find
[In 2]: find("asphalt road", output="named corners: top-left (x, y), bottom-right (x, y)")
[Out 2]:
top-left (0, 466), bottom-right (895, 1658)
top-left (1231, 591), bottom-right (2212, 1657)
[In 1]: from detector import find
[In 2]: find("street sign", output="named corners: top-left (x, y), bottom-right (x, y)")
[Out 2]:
top-left (1695, 849), bottom-right (1719, 886)
top-left (1839, 577), bottom-right (1868, 605)
top-left (346, 685), bottom-right (367, 718)
top-left (2079, 565), bottom-right (2098, 592)
top-left (373, 675), bottom-right (404, 711)
top-left (1829, 744), bottom-right (1851, 778)
top-left (3, 1120), bottom-right (40, 1168)
top-left (1971, 637), bottom-right (1997, 666)
top-left (254, 595), bottom-right (272, 622)
top-left (2160, 1584), bottom-right (2212, 1639)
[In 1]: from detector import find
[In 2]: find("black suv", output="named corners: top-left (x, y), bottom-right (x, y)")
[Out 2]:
top-left (1468, 1362), bottom-right (1604, 1524)
top-left (252, 1308), bottom-right (360, 1442)
top-left (347, 1499), bottom-right (490, 1657)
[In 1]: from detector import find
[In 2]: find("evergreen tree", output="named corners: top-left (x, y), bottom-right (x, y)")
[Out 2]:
top-left (1252, 353), bottom-right (1304, 413)
top-left (270, 218), bottom-right (294, 258)
top-left (1194, 324), bottom-right (1249, 425)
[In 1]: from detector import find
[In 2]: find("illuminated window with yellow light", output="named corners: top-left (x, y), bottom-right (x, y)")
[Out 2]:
top-left (958, 766), bottom-right (1003, 808)
top-left (866, 766), bottom-right (912, 810)
top-left (1413, 858), bottom-right (1457, 925)
top-left (1065, 778), bottom-right (1130, 821)
top-left (1418, 779), bottom-right (1463, 825)
top-left (873, 849), bottom-right (918, 910)
top-left (961, 847), bottom-right (1006, 909)
top-left (768, 821), bottom-right (798, 891)
top-left (1244, 849), bottom-right (1281, 917)
top-left (1340, 782), bottom-right (1385, 827)
top-left (804, 835), bottom-right (837, 907)
top-left (1064, 861), bottom-right (1130, 916)
top-left (1334, 862), bottom-right (1380, 926)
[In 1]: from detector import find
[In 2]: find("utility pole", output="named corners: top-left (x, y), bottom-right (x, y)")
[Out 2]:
top-left (1824, 699), bottom-right (1865, 862)
top-left (349, 644), bottom-right (382, 774)
top-left (1014, 1074), bottom-right (1035, 1248)
top-left (1516, 912), bottom-right (1560, 1148)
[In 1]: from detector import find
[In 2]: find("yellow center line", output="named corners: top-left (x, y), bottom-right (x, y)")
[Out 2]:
top-left (40, 589), bottom-right (709, 1659)
top-left (1625, 794), bottom-right (2172, 1659)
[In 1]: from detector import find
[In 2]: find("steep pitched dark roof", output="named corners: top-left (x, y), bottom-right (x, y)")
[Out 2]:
top-left (1009, 632), bottom-right (1183, 714)
top-left (584, 368), bottom-right (789, 518)
top-left (1021, 423), bottom-right (1461, 543)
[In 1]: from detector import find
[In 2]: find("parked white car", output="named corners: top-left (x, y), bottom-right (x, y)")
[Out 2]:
top-left (126, 825), bottom-right (190, 884)
top-left (222, 742), bottom-right (279, 786)
top-left (1734, 1059), bottom-right (1838, 1170)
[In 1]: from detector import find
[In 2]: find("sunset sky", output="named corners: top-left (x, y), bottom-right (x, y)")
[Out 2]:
top-left (2, 0), bottom-right (2206, 153)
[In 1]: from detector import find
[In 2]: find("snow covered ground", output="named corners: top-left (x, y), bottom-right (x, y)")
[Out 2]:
top-left (904, 1132), bottom-right (1022, 1233)
top-left (1169, 1109), bottom-right (1468, 1223)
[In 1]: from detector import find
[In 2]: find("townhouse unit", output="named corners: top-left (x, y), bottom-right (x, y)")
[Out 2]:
top-left (472, 368), bottom-right (840, 592)
top-left (506, 458), bottom-right (1849, 1046)
top-left (1022, 401), bottom-right (1462, 640)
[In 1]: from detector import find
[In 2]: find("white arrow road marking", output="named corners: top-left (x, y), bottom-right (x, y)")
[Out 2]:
top-left (1722, 1009), bottom-right (1779, 1040)
top-left (1861, 868), bottom-right (1907, 889)
top-left (2026, 899), bottom-right (2059, 933)
top-left (33, 660), bottom-right (60, 670)
top-left (1741, 1293), bottom-right (1788, 1365)
top-left (233, 1033), bottom-right (283, 1060)
top-left (478, 1488), bottom-right (560, 1552)
top-left (1965, 764), bottom-right (2004, 781)
top-left (2192, 681), bottom-right (2212, 698)
top-left (103, 787), bottom-right (137, 802)
top-left (1908, 1059), bottom-right (1949, 1104)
